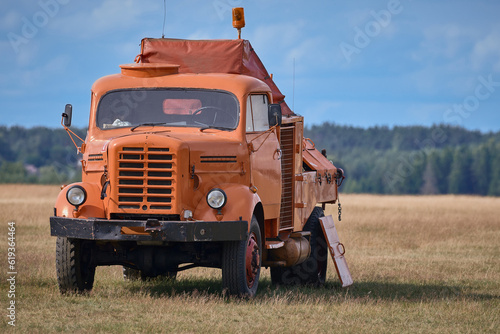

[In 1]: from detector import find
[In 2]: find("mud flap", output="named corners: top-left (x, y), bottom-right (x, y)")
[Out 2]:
top-left (319, 215), bottom-right (353, 288)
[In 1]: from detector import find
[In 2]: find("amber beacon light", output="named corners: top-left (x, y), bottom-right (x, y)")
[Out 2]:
top-left (232, 7), bottom-right (245, 39)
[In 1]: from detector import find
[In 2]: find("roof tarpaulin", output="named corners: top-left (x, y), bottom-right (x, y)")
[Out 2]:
top-left (137, 38), bottom-right (293, 116)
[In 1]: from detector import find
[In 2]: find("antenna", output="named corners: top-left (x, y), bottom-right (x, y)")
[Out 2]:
top-left (162, 0), bottom-right (166, 38)
top-left (293, 58), bottom-right (295, 112)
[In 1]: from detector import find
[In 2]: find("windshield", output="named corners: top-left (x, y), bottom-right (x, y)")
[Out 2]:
top-left (96, 88), bottom-right (239, 130)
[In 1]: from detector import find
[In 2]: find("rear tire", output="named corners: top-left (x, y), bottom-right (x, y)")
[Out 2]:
top-left (222, 215), bottom-right (261, 297)
top-left (271, 207), bottom-right (328, 286)
top-left (56, 237), bottom-right (95, 294)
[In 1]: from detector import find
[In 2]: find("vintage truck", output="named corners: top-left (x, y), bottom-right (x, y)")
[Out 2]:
top-left (50, 8), bottom-right (351, 297)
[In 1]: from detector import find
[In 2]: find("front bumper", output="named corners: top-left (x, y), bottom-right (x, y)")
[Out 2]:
top-left (50, 216), bottom-right (248, 242)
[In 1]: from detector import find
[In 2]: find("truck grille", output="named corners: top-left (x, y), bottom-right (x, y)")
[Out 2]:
top-left (279, 126), bottom-right (294, 229)
top-left (117, 147), bottom-right (174, 211)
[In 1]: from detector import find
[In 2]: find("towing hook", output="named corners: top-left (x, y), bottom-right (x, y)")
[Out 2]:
top-left (145, 218), bottom-right (161, 232)
top-left (335, 168), bottom-right (345, 187)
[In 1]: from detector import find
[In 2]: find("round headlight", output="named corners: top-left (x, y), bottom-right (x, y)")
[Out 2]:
top-left (66, 186), bottom-right (87, 207)
top-left (206, 188), bottom-right (227, 210)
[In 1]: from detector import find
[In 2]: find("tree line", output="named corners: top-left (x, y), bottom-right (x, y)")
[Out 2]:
top-left (305, 123), bottom-right (500, 196)
top-left (0, 124), bottom-right (499, 196)
top-left (0, 126), bottom-right (85, 184)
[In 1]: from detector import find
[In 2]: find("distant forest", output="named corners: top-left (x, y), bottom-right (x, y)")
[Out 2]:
top-left (0, 126), bottom-right (86, 185)
top-left (0, 124), bottom-right (499, 196)
top-left (304, 123), bottom-right (500, 196)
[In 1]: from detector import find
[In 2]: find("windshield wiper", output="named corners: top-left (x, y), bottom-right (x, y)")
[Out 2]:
top-left (130, 122), bottom-right (167, 131)
top-left (199, 126), bottom-right (232, 132)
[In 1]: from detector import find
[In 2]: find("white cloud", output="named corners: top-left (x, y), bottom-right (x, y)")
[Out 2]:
top-left (283, 37), bottom-right (326, 71)
top-left (51, 0), bottom-right (161, 38)
top-left (472, 30), bottom-right (500, 72)
top-left (410, 65), bottom-right (477, 98)
top-left (251, 20), bottom-right (307, 51)
top-left (0, 10), bottom-right (21, 30)
top-left (89, 0), bottom-right (157, 31)
top-left (405, 102), bottom-right (450, 124)
top-left (407, 23), bottom-right (489, 97)
top-left (17, 54), bottom-right (70, 87)
top-left (116, 41), bottom-right (142, 58)
top-left (14, 41), bottom-right (41, 67)
top-left (187, 30), bottom-right (216, 40)
top-left (344, 8), bottom-right (372, 29)
top-left (303, 100), bottom-right (342, 124)
top-left (248, 21), bottom-right (333, 75)
top-left (419, 24), bottom-right (467, 59)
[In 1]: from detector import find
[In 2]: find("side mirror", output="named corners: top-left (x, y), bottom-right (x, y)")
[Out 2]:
top-left (268, 104), bottom-right (282, 127)
top-left (62, 104), bottom-right (72, 127)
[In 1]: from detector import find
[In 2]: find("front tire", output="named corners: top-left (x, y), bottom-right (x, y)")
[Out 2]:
top-left (222, 215), bottom-right (261, 297)
top-left (56, 237), bottom-right (95, 294)
top-left (271, 207), bottom-right (328, 286)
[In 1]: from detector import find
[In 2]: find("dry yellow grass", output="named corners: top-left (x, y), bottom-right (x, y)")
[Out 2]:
top-left (0, 185), bottom-right (499, 333)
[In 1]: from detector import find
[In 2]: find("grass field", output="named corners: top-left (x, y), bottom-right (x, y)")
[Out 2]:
top-left (0, 185), bottom-right (498, 333)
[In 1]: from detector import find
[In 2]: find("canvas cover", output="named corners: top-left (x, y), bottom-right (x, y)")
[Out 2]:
top-left (136, 38), bottom-right (293, 116)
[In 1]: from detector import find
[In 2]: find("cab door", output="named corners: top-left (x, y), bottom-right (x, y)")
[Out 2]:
top-left (245, 94), bottom-right (281, 219)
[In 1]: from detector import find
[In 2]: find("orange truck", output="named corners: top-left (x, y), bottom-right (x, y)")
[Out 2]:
top-left (50, 9), bottom-right (351, 297)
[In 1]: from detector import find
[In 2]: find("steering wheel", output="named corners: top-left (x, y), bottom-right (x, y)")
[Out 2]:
top-left (192, 106), bottom-right (237, 127)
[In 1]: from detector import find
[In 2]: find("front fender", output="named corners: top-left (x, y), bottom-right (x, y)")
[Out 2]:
top-left (193, 184), bottom-right (261, 227)
top-left (55, 182), bottom-right (105, 219)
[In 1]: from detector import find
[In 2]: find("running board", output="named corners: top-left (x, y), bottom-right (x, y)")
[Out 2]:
top-left (319, 215), bottom-right (353, 288)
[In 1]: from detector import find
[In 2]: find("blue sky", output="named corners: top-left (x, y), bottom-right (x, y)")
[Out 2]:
top-left (1, 0), bottom-right (500, 132)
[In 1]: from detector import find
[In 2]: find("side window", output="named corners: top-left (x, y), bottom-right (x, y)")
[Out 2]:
top-left (246, 94), bottom-right (269, 132)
